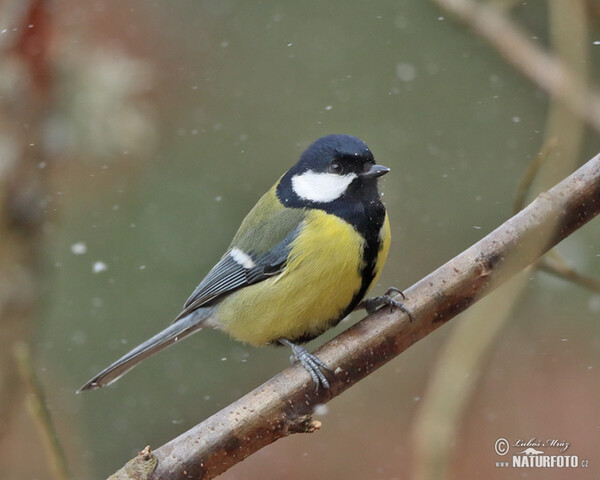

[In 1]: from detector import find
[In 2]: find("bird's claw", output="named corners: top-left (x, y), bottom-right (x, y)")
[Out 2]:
top-left (359, 287), bottom-right (413, 321)
top-left (279, 339), bottom-right (330, 390)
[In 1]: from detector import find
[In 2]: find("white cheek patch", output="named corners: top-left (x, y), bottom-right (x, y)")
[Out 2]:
top-left (291, 170), bottom-right (357, 203)
top-left (230, 247), bottom-right (255, 269)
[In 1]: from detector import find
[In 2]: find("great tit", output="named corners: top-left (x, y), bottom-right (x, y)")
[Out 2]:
top-left (79, 134), bottom-right (401, 391)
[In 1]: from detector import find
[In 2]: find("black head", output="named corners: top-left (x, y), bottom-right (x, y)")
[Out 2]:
top-left (276, 135), bottom-right (389, 234)
top-left (278, 134), bottom-right (389, 206)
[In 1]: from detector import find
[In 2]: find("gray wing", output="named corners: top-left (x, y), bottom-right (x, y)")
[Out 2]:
top-left (173, 226), bottom-right (300, 322)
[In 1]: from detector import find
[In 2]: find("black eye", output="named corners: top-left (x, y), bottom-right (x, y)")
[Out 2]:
top-left (329, 162), bottom-right (343, 174)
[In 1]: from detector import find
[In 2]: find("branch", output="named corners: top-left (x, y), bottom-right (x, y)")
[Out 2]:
top-left (14, 343), bottom-right (70, 480)
top-left (412, 3), bottom-right (591, 477)
top-left (107, 152), bottom-right (600, 480)
top-left (538, 253), bottom-right (600, 293)
top-left (0, 0), bottom-right (54, 455)
top-left (432, 0), bottom-right (600, 136)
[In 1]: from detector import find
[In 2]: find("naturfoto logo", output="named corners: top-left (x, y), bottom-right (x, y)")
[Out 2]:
top-left (494, 437), bottom-right (590, 470)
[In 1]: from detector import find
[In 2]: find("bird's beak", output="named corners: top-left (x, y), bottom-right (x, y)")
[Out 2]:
top-left (361, 164), bottom-right (390, 178)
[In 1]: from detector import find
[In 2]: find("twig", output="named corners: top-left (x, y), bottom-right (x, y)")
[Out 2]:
top-left (14, 343), bottom-right (70, 480)
top-left (513, 138), bottom-right (557, 214)
top-left (107, 154), bottom-right (600, 480)
top-left (413, 3), bottom-right (592, 477)
top-left (432, 0), bottom-right (600, 136)
top-left (538, 254), bottom-right (600, 293)
top-left (0, 0), bottom-right (53, 448)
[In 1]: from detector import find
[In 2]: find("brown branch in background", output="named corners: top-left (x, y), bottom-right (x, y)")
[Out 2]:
top-left (413, 274), bottom-right (527, 480)
top-left (532, 0), bottom-right (589, 190)
top-left (538, 253), bottom-right (600, 294)
top-left (14, 343), bottom-right (70, 480)
top-left (412, 3), bottom-right (592, 477)
top-left (0, 0), bottom-right (53, 444)
top-left (105, 154), bottom-right (600, 480)
top-left (431, 0), bottom-right (600, 136)
top-left (585, 0), bottom-right (600, 27)
top-left (512, 138), bottom-right (556, 214)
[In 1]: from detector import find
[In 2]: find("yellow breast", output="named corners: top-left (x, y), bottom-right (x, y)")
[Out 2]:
top-left (216, 209), bottom-right (390, 346)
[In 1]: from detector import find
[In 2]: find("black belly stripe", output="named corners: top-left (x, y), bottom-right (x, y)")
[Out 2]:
top-left (339, 224), bottom-right (383, 320)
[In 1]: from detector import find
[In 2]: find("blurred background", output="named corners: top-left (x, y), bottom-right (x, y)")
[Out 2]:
top-left (1, 0), bottom-right (599, 479)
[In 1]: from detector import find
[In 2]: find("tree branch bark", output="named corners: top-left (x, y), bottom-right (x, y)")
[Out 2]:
top-left (109, 153), bottom-right (600, 480)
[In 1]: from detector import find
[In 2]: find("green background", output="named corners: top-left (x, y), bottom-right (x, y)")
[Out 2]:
top-left (12, 1), bottom-right (600, 478)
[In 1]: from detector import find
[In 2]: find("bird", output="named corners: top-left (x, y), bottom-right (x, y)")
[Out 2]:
top-left (79, 134), bottom-right (406, 392)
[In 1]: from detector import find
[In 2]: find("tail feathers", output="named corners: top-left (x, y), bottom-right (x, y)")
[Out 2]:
top-left (78, 310), bottom-right (212, 392)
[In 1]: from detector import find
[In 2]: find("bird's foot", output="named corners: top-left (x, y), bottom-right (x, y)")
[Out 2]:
top-left (358, 287), bottom-right (413, 321)
top-left (278, 338), bottom-right (331, 390)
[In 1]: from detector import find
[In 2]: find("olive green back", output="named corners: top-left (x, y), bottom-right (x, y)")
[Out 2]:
top-left (230, 184), bottom-right (307, 257)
